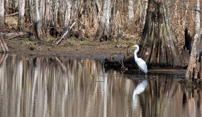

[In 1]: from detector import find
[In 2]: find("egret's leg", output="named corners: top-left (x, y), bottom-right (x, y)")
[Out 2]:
top-left (144, 73), bottom-right (147, 79)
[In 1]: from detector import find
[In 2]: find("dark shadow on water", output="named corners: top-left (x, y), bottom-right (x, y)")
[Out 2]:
top-left (0, 54), bottom-right (200, 117)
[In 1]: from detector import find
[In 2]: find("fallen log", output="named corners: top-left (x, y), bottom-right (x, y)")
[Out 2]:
top-left (2, 32), bottom-right (32, 39)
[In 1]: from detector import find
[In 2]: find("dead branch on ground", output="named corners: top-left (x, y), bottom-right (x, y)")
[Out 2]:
top-left (56, 22), bottom-right (76, 44)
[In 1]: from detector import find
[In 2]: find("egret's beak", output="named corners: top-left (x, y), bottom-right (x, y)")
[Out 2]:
top-left (129, 45), bottom-right (135, 48)
top-left (129, 45), bottom-right (136, 49)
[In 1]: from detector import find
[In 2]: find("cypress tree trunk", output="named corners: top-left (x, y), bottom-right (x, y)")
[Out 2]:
top-left (139, 0), bottom-right (183, 67)
top-left (95, 0), bottom-right (111, 41)
top-left (0, 0), bottom-right (5, 29)
top-left (185, 0), bottom-right (200, 80)
top-left (64, 0), bottom-right (71, 28)
top-left (34, 0), bottom-right (43, 40)
top-left (44, 0), bottom-right (51, 35)
top-left (18, 0), bottom-right (25, 31)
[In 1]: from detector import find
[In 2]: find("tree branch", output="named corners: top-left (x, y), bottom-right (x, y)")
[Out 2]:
top-left (170, 8), bottom-right (202, 17)
top-left (56, 22), bottom-right (76, 44)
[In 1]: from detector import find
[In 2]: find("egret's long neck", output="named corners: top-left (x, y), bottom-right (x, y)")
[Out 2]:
top-left (134, 50), bottom-right (138, 60)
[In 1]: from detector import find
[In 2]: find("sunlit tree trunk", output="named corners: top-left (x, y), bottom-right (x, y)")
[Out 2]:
top-left (139, 0), bottom-right (183, 67)
top-left (39, 0), bottom-right (45, 36)
top-left (34, 0), bottom-right (43, 40)
top-left (44, 0), bottom-right (51, 34)
top-left (95, 0), bottom-right (111, 41)
top-left (185, 0), bottom-right (200, 80)
top-left (102, 0), bottom-right (111, 36)
top-left (39, 0), bottom-right (45, 21)
top-left (0, 0), bottom-right (5, 29)
top-left (142, 0), bottom-right (148, 31)
top-left (5, 0), bottom-right (9, 14)
top-left (53, 0), bottom-right (59, 29)
top-left (29, 0), bottom-right (33, 22)
top-left (18, 0), bottom-right (25, 30)
top-left (64, 0), bottom-right (72, 27)
top-left (128, 0), bottom-right (134, 21)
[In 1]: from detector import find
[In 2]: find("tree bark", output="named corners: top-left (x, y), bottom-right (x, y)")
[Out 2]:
top-left (44, 0), bottom-right (51, 34)
top-left (185, 0), bottom-right (200, 80)
top-left (34, 0), bottom-right (43, 40)
top-left (18, 0), bottom-right (25, 31)
top-left (139, 0), bottom-right (183, 68)
top-left (128, 0), bottom-right (134, 21)
top-left (95, 0), bottom-right (111, 41)
top-left (53, 0), bottom-right (59, 29)
top-left (64, 0), bottom-right (72, 28)
top-left (39, 0), bottom-right (45, 21)
top-left (142, 0), bottom-right (148, 32)
top-left (29, 0), bottom-right (33, 22)
top-left (0, 0), bottom-right (5, 29)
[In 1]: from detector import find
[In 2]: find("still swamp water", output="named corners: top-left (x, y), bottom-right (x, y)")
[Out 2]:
top-left (0, 54), bottom-right (201, 117)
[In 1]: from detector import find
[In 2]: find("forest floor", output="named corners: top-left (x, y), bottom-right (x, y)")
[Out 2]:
top-left (5, 36), bottom-right (132, 60)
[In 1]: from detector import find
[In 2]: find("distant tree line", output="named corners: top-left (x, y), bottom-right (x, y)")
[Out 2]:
top-left (0, 0), bottom-right (147, 41)
top-left (0, 0), bottom-right (199, 42)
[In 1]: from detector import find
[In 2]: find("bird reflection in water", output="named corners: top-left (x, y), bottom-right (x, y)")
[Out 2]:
top-left (132, 80), bottom-right (147, 109)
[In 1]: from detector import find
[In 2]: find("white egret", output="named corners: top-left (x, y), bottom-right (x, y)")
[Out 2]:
top-left (132, 80), bottom-right (147, 109)
top-left (129, 45), bottom-right (148, 73)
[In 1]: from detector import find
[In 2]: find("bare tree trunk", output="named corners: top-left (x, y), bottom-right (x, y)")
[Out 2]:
top-left (128, 0), bottom-right (134, 21)
top-left (139, 0), bottom-right (184, 67)
top-left (44, 0), bottom-right (51, 34)
top-left (53, 0), bottom-right (59, 29)
top-left (58, 0), bottom-right (65, 27)
top-left (18, 0), bottom-right (25, 30)
top-left (5, 0), bottom-right (9, 14)
top-left (40, 0), bottom-right (45, 21)
top-left (25, 0), bottom-right (30, 22)
top-left (0, 0), bottom-right (5, 29)
top-left (142, 0), bottom-right (148, 32)
top-left (12, 0), bottom-right (16, 13)
top-left (34, 0), bottom-right (43, 40)
top-left (64, 0), bottom-right (72, 27)
top-left (29, 0), bottom-right (33, 22)
top-left (95, 0), bottom-right (111, 41)
top-left (185, 0), bottom-right (200, 80)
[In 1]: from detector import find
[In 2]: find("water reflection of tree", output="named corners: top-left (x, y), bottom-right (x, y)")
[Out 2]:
top-left (0, 56), bottom-right (134, 117)
top-left (1, 55), bottom-right (202, 117)
top-left (138, 74), bottom-right (191, 117)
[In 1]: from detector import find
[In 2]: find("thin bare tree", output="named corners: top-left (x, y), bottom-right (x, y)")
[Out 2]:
top-left (0, 0), bottom-right (5, 29)
top-left (34, 0), bottom-right (43, 40)
top-left (18, 0), bottom-right (25, 30)
top-left (64, 0), bottom-right (72, 28)
top-left (44, 0), bottom-right (51, 34)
